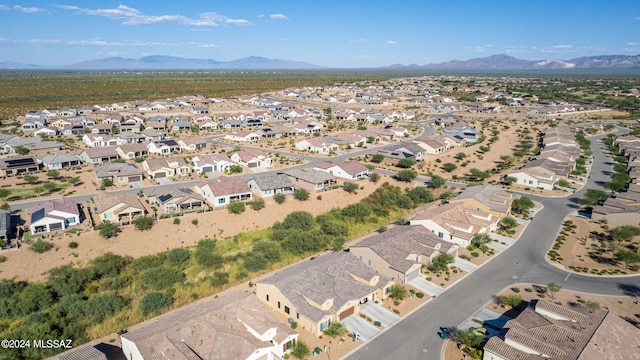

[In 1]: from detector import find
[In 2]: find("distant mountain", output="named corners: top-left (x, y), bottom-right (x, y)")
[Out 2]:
top-left (0, 55), bottom-right (325, 70)
top-left (385, 54), bottom-right (640, 70)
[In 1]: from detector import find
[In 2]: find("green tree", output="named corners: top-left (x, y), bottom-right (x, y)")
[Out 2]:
top-left (369, 172), bottom-right (381, 183)
top-left (244, 252), bottom-right (268, 272)
top-left (615, 249), bottom-right (640, 270)
top-left (228, 165), bottom-right (243, 174)
top-left (96, 221), bottom-right (120, 239)
top-left (14, 145), bottom-right (30, 155)
top-left (609, 225), bottom-right (640, 245)
top-left (210, 271), bottom-right (229, 287)
top-left (250, 198), bottom-right (266, 211)
top-left (579, 189), bottom-right (609, 206)
top-left (455, 152), bottom-right (467, 160)
top-left (547, 282), bottom-right (561, 300)
top-left (479, 145), bottom-right (490, 153)
top-left (343, 182), bottom-right (359, 194)
top-left (470, 233), bottom-right (492, 248)
top-left (442, 163), bottom-right (457, 172)
top-left (132, 215), bottom-right (154, 231)
top-left (430, 253), bottom-right (454, 272)
top-left (195, 239), bottom-right (223, 269)
top-left (166, 248), bottom-right (191, 266)
top-left (139, 292), bottom-right (173, 314)
top-left (228, 200), bottom-right (246, 214)
top-left (23, 174), bottom-right (38, 184)
top-left (397, 158), bottom-right (415, 168)
top-left (140, 266), bottom-right (184, 290)
top-left (283, 211), bottom-right (314, 230)
top-left (0, 202), bottom-right (9, 211)
top-left (332, 237), bottom-right (345, 252)
top-left (320, 220), bottom-right (348, 236)
top-left (388, 284), bottom-right (409, 301)
top-left (454, 328), bottom-right (485, 348)
top-left (46, 170), bottom-right (60, 179)
top-left (0, 188), bottom-right (10, 198)
top-left (501, 217), bottom-right (518, 230)
top-left (427, 175), bottom-right (446, 188)
top-left (84, 293), bottom-right (128, 323)
top-left (394, 169), bottom-right (417, 182)
top-left (290, 341), bottom-right (311, 360)
top-left (406, 186), bottom-right (433, 203)
top-left (293, 188), bottom-right (310, 201)
top-left (91, 252), bottom-right (130, 277)
top-left (47, 265), bottom-right (96, 297)
top-left (67, 176), bottom-right (80, 186)
top-left (502, 294), bottom-right (523, 308)
top-left (511, 196), bottom-right (534, 215)
top-left (252, 240), bottom-right (282, 263)
top-left (273, 193), bottom-right (286, 204)
top-left (341, 203), bottom-right (372, 221)
top-left (370, 154), bottom-right (385, 163)
top-left (323, 322), bottom-right (349, 339)
top-left (28, 240), bottom-right (53, 253)
top-left (469, 168), bottom-right (490, 181)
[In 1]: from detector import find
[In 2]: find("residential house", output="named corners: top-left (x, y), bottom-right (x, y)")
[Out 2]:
top-left (220, 119), bottom-right (243, 129)
top-left (295, 137), bottom-right (338, 154)
top-left (194, 177), bottom-right (252, 207)
top-left (37, 153), bottom-right (82, 170)
top-left (3, 137), bottom-right (63, 155)
top-left (592, 198), bottom-right (640, 227)
top-left (230, 149), bottom-right (272, 169)
top-left (416, 138), bottom-right (450, 155)
top-left (92, 193), bottom-right (149, 225)
top-left (142, 157), bottom-right (191, 179)
top-left (32, 126), bottom-right (58, 137)
top-left (350, 225), bottom-right (458, 284)
top-left (115, 132), bottom-right (146, 144)
top-left (142, 186), bottom-right (205, 215)
top-left (247, 174), bottom-right (295, 198)
top-left (483, 299), bottom-right (640, 360)
top-left (224, 130), bottom-right (261, 142)
top-left (171, 116), bottom-right (192, 132)
top-left (82, 133), bottom-right (118, 147)
top-left (121, 291), bottom-right (298, 360)
top-left (147, 139), bottom-right (181, 155)
top-left (281, 168), bottom-right (339, 192)
top-left (449, 184), bottom-right (514, 218)
top-left (189, 106), bottom-right (210, 115)
top-left (313, 160), bottom-right (369, 180)
top-left (61, 124), bottom-right (86, 136)
top-left (77, 147), bottom-right (119, 164)
top-left (115, 143), bottom-right (149, 160)
top-left (177, 136), bottom-right (208, 152)
top-left (28, 197), bottom-right (80, 235)
top-left (140, 128), bottom-right (165, 142)
top-left (379, 141), bottom-right (426, 161)
top-left (91, 123), bottom-right (115, 134)
top-left (0, 156), bottom-right (39, 176)
top-left (256, 252), bottom-right (395, 337)
top-left (192, 153), bottom-right (237, 173)
top-left (21, 117), bottom-right (47, 132)
top-left (146, 115), bottom-right (168, 131)
top-left (410, 202), bottom-right (498, 247)
top-left (94, 163), bottom-right (143, 185)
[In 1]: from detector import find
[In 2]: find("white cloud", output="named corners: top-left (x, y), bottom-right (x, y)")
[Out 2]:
top-left (466, 44), bottom-right (493, 53)
top-left (9, 37), bottom-right (175, 47)
top-left (628, 42), bottom-right (639, 46)
top-left (14, 5), bottom-right (45, 13)
top-left (257, 14), bottom-right (264, 18)
top-left (0, 5), bottom-right (9, 10)
top-left (350, 38), bottom-right (370, 43)
top-left (551, 44), bottom-right (572, 49)
top-left (56, 4), bottom-right (251, 27)
top-left (190, 42), bottom-right (220, 48)
top-left (269, 13), bottom-right (288, 20)
top-left (386, 40), bottom-right (397, 45)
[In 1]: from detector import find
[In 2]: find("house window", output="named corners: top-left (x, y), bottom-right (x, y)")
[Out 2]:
top-left (320, 319), bottom-right (331, 332)
top-left (368, 259), bottom-right (371, 266)
top-left (278, 301), bottom-right (281, 309)
top-left (359, 256), bottom-right (362, 261)
top-left (296, 312), bottom-right (299, 320)
top-left (266, 294), bottom-right (269, 302)
top-left (218, 198), bottom-right (225, 204)
top-left (284, 305), bottom-right (290, 314)
top-left (438, 232), bottom-right (444, 238)
top-left (385, 287), bottom-right (390, 294)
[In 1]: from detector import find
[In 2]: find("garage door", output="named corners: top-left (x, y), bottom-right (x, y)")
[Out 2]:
top-left (406, 268), bottom-right (420, 282)
top-left (155, 172), bottom-right (167, 178)
top-left (202, 166), bottom-right (213, 172)
top-left (248, 162), bottom-right (258, 168)
top-left (49, 223), bottom-right (63, 231)
top-left (339, 306), bottom-right (355, 320)
top-left (128, 176), bottom-right (141, 182)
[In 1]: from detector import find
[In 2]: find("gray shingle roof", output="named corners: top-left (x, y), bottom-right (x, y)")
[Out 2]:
top-left (249, 174), bottom-right (293, 191)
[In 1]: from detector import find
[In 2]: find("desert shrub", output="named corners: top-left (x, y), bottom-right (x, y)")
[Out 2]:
top-left (139, 292), bottom-right (173, 314)
top-left (166, 248), bottom-right (190, 266)
top-left (140, 266), bottom-right (184, 290)
top-left (29, 240), bottom-right (53, 253)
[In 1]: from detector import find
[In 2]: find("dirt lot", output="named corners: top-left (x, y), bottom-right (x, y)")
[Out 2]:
top-left (550, 216), bottom-right (640, 275)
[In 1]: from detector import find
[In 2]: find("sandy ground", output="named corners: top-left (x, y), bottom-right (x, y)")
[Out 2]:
top-left (0, 176), bottom-right (413, 282)
top-left (551, 216), bottom-right (640, 274)
top-left (444, 284), bottom-right (640, 360)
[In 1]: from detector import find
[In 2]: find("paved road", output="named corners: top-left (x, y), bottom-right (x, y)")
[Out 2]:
top-left (346, 129), bottom-right (640, 360)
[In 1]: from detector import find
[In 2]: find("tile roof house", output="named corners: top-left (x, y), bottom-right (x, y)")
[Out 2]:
top-left (410, 202), bottom-right (499, 247)
top-left (483, 299), bottom-right (640, 360)
top-left (416, 138), bottom-right (450, 155)
top-left (281, 168), bottom-right (339, 192)
top-left (29, 197), bottom-right (80, 235)
top-left (142, 186), bottom-right (205, 215)
top-left (147, 139), bottom-right (181, 155)
top-left (230, 149), bottom-right (273, 169)
top-left (177, 136), bottom-right (207, 151)
top-left (0, 156), bottom-right (39, 176)
top-left (115, 143), bottom-right (149, 159)
top-left (142, 157), bottom-right (191, 179)
top-left (192, 153), bottom-right (237, 173)
top-left (94, 163), bottom-right (143, 184)
top-left (194, 177), bottom-right (252, 207)
top-left (77, 147), bottom-right (119, 164)
top-left (295, 138), bottom-right (338, 154)
top-left (350, 225), bottom-right (458, 284)
top-left (591, 197), bottom-right (640, 227)
top-left (450, 184), bottom-right (514, 218)
top-left (313, 160), bottom-right (369, 180)
top-left (121, 291), bottom-right (298, 360)
top-left (379, 141), bottom-right (426, 160)
top-left (224, 130), bottom-right (261, 142)
top-left (92, 193), bottom-right (149, 225)
top-left (247, 174), bottom-right (295, 198)
top-left (82, 133), bottom-right (118, 147)
top-left (256, 252), bottom-right (395, 337)
top-left (37, 153), bottom-right (82, 170)
top-left (54, 344), bottom-right (107, 360)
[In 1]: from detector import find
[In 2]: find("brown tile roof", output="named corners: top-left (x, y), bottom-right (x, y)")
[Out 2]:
top-left (314, 160), bottom-right (368, 175)
top-left (411, 202), bottom-right (495, 240)
top-left (29, 196), bottom-right (79, 218)
top-left (201, 177), bottom-right (251, 197)
top-left (451, 184), bottom-right (513, 214)
top-left (93, 193), bottom-right (144, 215)
top-left (78, 146), bottom-right (118, 158)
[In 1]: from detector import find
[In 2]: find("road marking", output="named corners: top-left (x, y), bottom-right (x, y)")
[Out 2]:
top-left (564, 273), bottom-right (571, 281)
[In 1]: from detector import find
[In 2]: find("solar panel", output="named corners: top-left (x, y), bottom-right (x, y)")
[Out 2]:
top-left (31, 208), bottom-right (45, 223)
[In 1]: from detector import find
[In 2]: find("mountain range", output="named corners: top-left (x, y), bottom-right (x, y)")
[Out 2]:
top-left (1, 53), bottom-right (640, 70)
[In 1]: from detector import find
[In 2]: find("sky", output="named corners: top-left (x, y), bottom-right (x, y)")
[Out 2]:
top-left (1, 1), bottom-right (639, 68)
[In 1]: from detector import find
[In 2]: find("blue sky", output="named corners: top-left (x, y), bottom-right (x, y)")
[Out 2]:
top-left (1, 1), bottom-right (639, 67)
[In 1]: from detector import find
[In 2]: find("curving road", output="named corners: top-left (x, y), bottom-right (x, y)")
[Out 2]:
top-left (345, 130), bottom-right (640, 360)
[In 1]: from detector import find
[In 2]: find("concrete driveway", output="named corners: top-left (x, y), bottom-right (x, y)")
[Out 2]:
top-left (129, 181), bottom-right (144, 189)
top-left (453, 257), bottom-right (478, 273)
top-left (360, 302), bottom-right (400, 328)
top-left (408, 276), bottom-right (444, 296)
top-left (156, 177), bottom-right (173, 185)
top-left (342, 315), bottom-right (379, 341)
